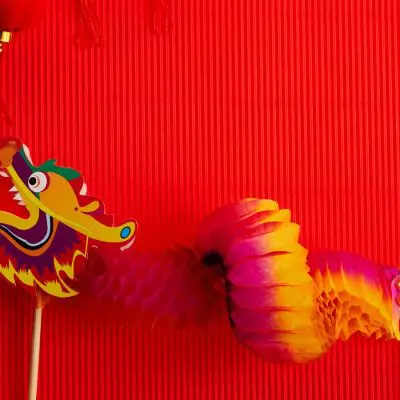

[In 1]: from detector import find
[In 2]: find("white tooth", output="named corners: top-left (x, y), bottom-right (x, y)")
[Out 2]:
top-left (79, 183), bottom-right (88, 196)
top-left (13, 193), bottom-right (22, 201)
top-left (0, 171), bottom-right (8, 178)
top-left (18, 200), bottom-right (25, 206)
top-left (9, 186), bottom-right (17, 192)
top-left (22, 144), bottom-right (33, 163)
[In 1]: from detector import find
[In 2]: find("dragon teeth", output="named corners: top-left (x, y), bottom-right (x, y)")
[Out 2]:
top-left (9, 185), bottom-right (25, 206)
top-left (79, 183), bottom-right (88, 195)
top-left (0, 171), bottom-right (8, 178)
top-left (13, 193), bottom-right (22, 201)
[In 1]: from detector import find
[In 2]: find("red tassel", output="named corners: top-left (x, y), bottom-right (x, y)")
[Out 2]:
top-left (75, 0), bottom-right (103, 47)
top-left (150, 0), bottom-right (173, 34)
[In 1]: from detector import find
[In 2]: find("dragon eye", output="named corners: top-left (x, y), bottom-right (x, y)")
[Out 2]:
top-left (28, 172), bottom-right (49, 193)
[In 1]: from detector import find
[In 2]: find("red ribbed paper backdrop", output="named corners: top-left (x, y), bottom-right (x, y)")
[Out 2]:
top-left (1, 0), bottom-right (400, 399)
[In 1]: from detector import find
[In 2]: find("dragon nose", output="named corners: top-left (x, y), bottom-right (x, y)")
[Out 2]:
top-left (0, 138), bottom-right (21, 168)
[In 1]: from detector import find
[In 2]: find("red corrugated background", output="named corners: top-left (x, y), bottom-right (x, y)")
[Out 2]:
top-left (1, 0), bottom-right (400, 398)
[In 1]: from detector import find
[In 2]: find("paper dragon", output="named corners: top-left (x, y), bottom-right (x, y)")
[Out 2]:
top-left (0, 137), bottom-right (399, 364)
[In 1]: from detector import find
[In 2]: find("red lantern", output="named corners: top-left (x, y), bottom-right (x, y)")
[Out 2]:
top-left (0, 0), bottom-right (46, 50)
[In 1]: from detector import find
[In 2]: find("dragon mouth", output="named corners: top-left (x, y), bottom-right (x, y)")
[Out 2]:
top-left (0, 169), bottom-right (29, 217)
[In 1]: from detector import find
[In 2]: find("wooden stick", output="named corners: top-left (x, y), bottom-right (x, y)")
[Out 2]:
top-left (28, 293), bottom-right (46, 400)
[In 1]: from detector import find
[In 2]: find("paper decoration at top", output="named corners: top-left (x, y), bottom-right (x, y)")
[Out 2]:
top-left (0, 137), bottom-right (136, 298)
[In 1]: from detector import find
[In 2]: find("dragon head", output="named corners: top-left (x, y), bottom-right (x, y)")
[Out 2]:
top-left (0, 137), bottom-right (136, 298)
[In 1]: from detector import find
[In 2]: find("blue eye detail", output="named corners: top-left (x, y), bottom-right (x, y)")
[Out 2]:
top-left (120, 226), bottom-right (131, 239)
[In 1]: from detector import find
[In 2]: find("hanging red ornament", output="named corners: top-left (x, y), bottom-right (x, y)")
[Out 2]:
top-left (0, 0), bottom-right (46, 124)
top-left (0, 0), bottom-right (45, 30)
top-left (0, 0), bottom-right (46, 50)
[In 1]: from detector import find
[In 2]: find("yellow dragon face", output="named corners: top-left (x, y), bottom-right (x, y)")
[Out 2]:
top-left (0, 137), bottom-right (136, 298)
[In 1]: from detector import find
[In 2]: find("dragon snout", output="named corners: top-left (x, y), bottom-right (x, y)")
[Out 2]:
top-left (0, 138), bottom-right (21, 168)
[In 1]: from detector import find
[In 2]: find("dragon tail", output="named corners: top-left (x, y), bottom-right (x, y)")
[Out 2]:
top-left (81, 198), bottom-right (399, 363)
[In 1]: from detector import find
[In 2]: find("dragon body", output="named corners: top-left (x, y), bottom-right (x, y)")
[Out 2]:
top-left (0, 138), bottom-right (399, 363)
